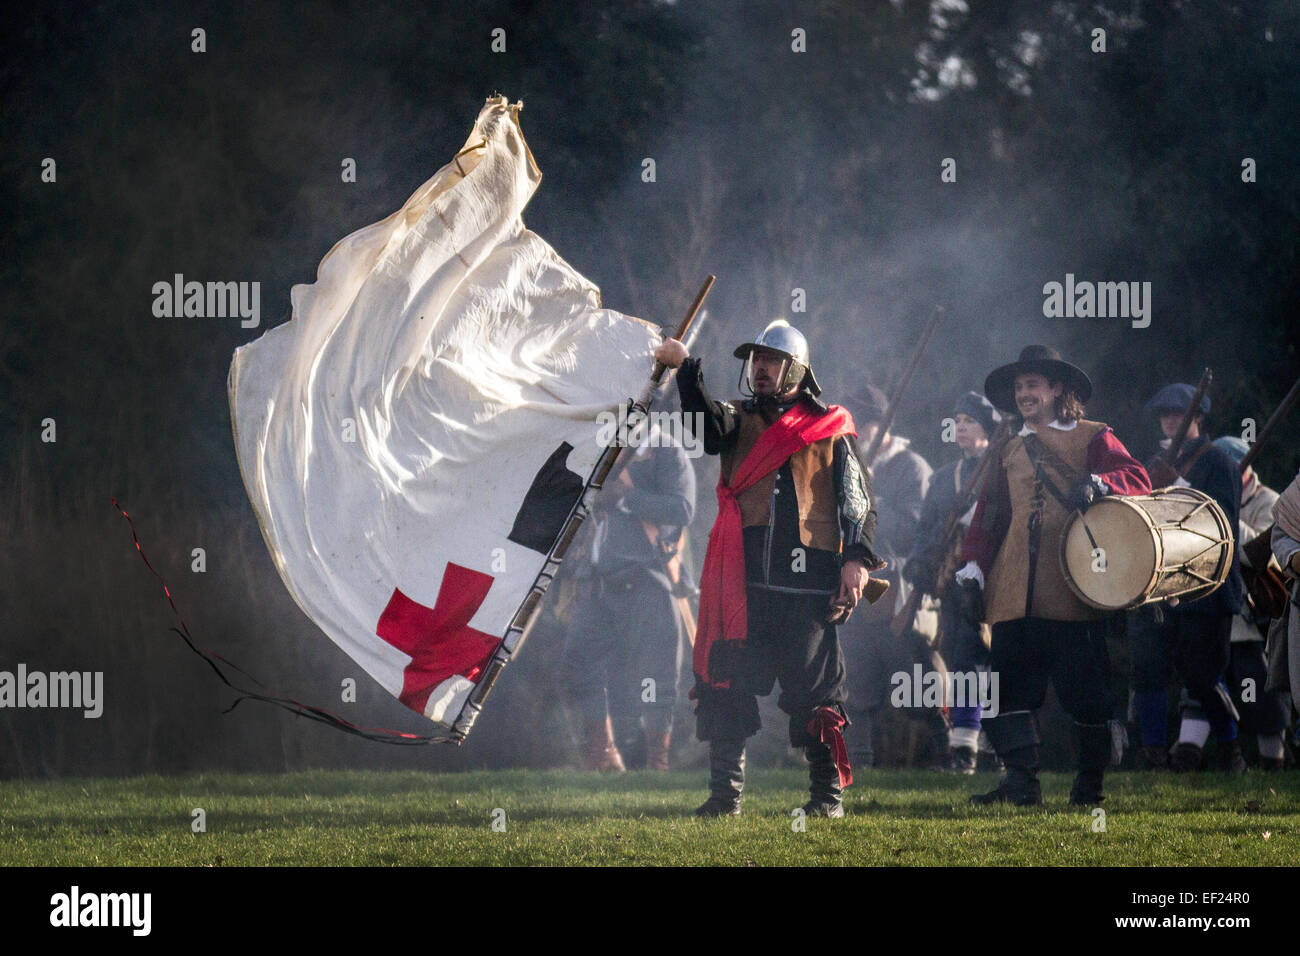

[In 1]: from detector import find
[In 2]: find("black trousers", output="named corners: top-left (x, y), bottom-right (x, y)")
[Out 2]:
top-left (1129, 605), bottom-right (1233, 727)
top-left (695, 586), bottom-right (845, 747)
top-left (560, 568), bottom-right (682, 735)
top-left (940, 586), bottom-right (991, 674)
top-left (988, 617), bottom-right (1112, 724)
top-left (939, 587), bottom-right (992, 732)
top-left (1229, 641), bottom-right (1288, 735)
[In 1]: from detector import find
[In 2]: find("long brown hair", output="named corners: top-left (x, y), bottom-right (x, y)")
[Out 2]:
top-left (1054, 390), bottom-right (1085, 424)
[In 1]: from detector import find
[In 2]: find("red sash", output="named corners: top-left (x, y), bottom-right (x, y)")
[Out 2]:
top-left (692, 401), bottom-right (855, 688)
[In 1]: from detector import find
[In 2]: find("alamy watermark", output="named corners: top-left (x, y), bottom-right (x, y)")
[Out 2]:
top-left (152, 273), bottom-right (260, 327)
top-left (1042, 273), bottom-right (1150, 328)
top-left (0, 664), bottom-right (103, 718)
top-left (890, 664), bottom-right (999, 717)
top-left (50, 886), bottom-right (150, 935)
top-left (595, 407), bottom-right (705, 459)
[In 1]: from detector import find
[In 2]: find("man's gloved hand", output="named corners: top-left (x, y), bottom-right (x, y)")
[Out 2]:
top-left (956, 578), bottom-right (984, 627)
top-left (1069, 474), bottom-right (1110, 513)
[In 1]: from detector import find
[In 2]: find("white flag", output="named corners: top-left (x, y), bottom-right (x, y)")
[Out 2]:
top-left (228, 95), bottom-right (659, 736)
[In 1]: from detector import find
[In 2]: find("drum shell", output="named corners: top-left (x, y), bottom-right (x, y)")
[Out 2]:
top-left (1060, 487), bottom-right (1234, 611)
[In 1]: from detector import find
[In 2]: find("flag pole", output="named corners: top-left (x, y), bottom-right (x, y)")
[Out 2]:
top-left (451, 275), bottom-right (716, 743)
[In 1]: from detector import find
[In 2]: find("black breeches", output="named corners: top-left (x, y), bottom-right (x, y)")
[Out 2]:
top-left (939, 589), bottom-right (990, 674)
top-left (560, 570), bottom-right (682, 734)
top-left (695, 586), bottom-right (845, 746)
top-left (1229, 641), bottom-right (1288, 735)
top-left (987, 616), bottom-right (1112, 723)
top-left (1129, 605), bottom-right (1230, 709)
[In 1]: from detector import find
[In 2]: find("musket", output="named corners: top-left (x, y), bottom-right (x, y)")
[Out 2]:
top-left (1238, 373), bottom-right (1300, 473)
top-left (599, 309), bottom-right (711, 646)
top-left (861, 305), bottom-right (944, 469)
top-left (454, 275), bottom-right (715, 742)
top-left (1148, 367), bottom-right (1212, 488)
top-left (889, 420), bottom-right (1013, 639)
top-left (1229, 373), bottom-right (1300, 622)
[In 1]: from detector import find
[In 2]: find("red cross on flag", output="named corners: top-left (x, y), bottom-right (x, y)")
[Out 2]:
top-left (228, 96), bottom-right (660, 738)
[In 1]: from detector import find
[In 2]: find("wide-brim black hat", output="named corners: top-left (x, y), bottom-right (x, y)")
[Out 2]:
top-left (984, 344), bottom-right (1092, 414)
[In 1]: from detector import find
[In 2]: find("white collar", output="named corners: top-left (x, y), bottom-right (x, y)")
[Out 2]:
top-left (1243, 470), bottom-right (1258, 499)
top-left (1018, 419), bottom-right (1076, 437)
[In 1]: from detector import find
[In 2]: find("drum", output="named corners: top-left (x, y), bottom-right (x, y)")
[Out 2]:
top-left (1060, 487), bottom-right (1234, 611)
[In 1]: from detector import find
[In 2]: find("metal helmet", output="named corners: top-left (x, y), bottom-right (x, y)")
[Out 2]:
top-left (733, 319), bottom-right (821, 397)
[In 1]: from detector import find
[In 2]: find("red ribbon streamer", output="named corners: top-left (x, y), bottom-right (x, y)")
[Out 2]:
top-left (112, 497), bottom-right (451, 745)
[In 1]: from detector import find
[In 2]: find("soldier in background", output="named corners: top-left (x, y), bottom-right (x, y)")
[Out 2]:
top-left (906, 391), bottom-right (1001, 772)
top-left (559, 424), bottom-right (696, 772)
top-left (1212, 436), bottom-right (1288, 769)
top-left (840, 384), bottom-right (939, 768)
top-left (1129, 385), bottom-right (1245, 772)
top-left (1269, 470), bottom-right (1300, 751)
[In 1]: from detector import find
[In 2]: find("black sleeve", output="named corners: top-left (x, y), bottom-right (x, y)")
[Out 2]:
top-left (675, 357), bottom-right (740, 456)
top-left (907, 463), bottom-right (950, 577)
top-left (833, 435), bottom-right (882, 567)
top-left (877, 452), bottom-right (930, 559)
top-left (1199, 450), bottom-right (1242, 535)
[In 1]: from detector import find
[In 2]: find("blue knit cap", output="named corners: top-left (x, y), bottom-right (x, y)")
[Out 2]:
top-left (1213, 435), bottom-right (1250, 465)
top-left (953, 390), bottom-right (999, 437)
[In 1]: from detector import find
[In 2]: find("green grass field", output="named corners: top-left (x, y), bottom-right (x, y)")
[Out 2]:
top-left (1, 769), bottom-right (1296, 866)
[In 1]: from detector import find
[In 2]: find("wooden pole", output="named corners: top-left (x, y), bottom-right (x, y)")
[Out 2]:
top-left (1150, 368), bottom-right (1212, 486)
top-left (452, 276), bottom-right (715, 743)
top-left (1239, 374), bottom-right (1300, 473)
top-left (862, 305), bottom-right (944, 468)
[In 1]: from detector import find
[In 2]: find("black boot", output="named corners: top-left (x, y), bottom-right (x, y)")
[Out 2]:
top-left (970, 712), bottom-right (1042, 806)
top-left (802, 742), bottom-right (844, 818)
top-left (969, 748), bottom-right (1043, 806)
top-left (1069, 721), bottom-right (1111, 805)
top-left (1169, 741), bottom-right (1203, 772)
top-left (1069, 771), bottom-right (1104, 805)
top-left (1215, 739), bottom-right (1247, 774)
top-left (1136, 745), bottom-right (1169, 770)
top-left (948, 745), bottom-right (977, 775)
top-left (928, 727), bottom-right (952, 772)
top-left (695, 738), bottom-right (745, 817)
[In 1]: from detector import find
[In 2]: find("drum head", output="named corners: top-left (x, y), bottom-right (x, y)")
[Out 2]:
top-left (1061, 497), bottom-right (1157, 609)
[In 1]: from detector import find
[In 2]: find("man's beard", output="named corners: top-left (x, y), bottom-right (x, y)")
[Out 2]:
top-left (753, 388), bottom-right (796, 421)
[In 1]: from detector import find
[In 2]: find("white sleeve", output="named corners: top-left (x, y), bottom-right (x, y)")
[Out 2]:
top-left (955, 561), bottom-right (985, 590)
top-left (1272, 528), bottom-right (1300, 576)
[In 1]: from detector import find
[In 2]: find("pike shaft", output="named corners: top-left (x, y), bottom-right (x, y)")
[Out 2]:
top-left (453, 276), bottom-right (716, 743)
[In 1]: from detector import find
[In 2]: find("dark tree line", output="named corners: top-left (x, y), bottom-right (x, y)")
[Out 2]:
top-left (2, 0), bottom-right (1296, 776)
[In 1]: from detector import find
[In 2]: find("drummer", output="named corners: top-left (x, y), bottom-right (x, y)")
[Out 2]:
top-left (954, 346), bottom-right (1151, 806)
top-left (1129, 384), bottom-right (1246, 772)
